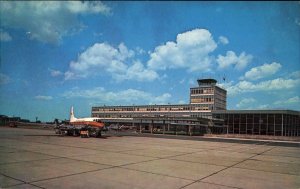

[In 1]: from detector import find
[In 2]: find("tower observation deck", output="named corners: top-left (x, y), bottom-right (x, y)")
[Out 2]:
top-left (197, 79), bottom-right (217, 86)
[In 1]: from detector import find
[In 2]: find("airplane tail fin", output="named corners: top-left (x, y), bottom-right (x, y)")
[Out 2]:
top-left (70, 106), bottom-right (77, 122)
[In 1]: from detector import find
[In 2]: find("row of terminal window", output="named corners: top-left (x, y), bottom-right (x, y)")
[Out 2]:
top-left (94, 104), bottom-right (224, 111)
top-left (190, 88), bottom-right (214, 94)
top-left (190, 96), bottom-right (213, 103)
top-left (92, 112), bottom-right (214, 118)
top-left (93, 105), bottom-right (213, 113)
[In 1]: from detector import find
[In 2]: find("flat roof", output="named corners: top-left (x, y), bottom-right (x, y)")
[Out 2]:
top-left (93, 104), bottom-right (203, 108)
top-left (213, 110), bottom-right (300, 115)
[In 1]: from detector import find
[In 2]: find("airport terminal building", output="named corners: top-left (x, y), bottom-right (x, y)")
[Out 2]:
top-left (92, 79), bottom-right (300, 137)
top-left (92, 79), bottom-right (226, 119)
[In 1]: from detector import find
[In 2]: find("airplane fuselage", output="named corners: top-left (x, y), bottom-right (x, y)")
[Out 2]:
top-left (70, 107), bottom-right (104, 128)
top-left (70, 121), bottom-right (104, 127)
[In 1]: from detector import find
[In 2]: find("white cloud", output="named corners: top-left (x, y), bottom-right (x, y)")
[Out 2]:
top-left (152, 93), bottom-right (172, 105)
top-left (0, 73), bottom-right (11, 85)
top-left (178, 100), bottom-right (186, 104)
top-left (64, 29), bottom-right (248, 82)
top-left (257, 104), bottom-right (270, 110)
top-left (147, 28), bottom-right (217, 72)
top-left (49, 69), bottom-right (63, 77)
top-left (65, 42), bottom-right (158, 82)
top-left (217, 80), bottom-right (234, 90)
top-left (135, 47), bottom-right (146, 55)
top-left (93, 32), bottom-right (103, 37)
top-left (64, 71), bottom-right (78, 80)
top-left (34, 95), bottom-right (53, 100)
top-left (236, 98), bottom-right (256, 108)
top-left (0, 1), bottom-right (110, 44)
top-left (62, 87), bottom-right (171, 105)
top-left (217, 51), bottom-right (253, 70)
top-left (218, 36), bottom-right (229, 45)
top-left (244, 62), bottom-right (282, 81)
top-left (290, 70), bottom-right (300, 79)
top-left (115, 60), bottom-right (159, 82)
top-left (295, 18), bottom-right (300, 26)
top-left (0, 29), bottom-right (12, 41)
top-left (65, 42), bottom-right (130, 79)
top-left (225, 78), bottom-right (300, 96)
top-left (274, 96), bottom-right (300, 105)
top-left (65, 1), bottom-right (110, 14)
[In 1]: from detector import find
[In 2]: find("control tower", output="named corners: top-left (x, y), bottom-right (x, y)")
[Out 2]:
top-left (190, 78), bottom-right (227, 110)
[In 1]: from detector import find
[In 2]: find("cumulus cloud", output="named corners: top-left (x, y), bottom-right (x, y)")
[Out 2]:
top-left (274, 96), bottom-right (300, 105)
top-left (244, 62), bottom-right (282, 81)
top-left (63, 28), bottom-right (258, 83)
top-left (49, 69), bottom-right (63, 77)
top-left (236, 98), bottom-right (256, 108)
top-left (34, 95), bottom-right (53, 100)
top-left (218, 36), bottom-right (229, 45)
top-left (290, 70), bottom-right (300, 79)
top-left (135, 47), bottom-right (146, 55)
top-left (257, 104), bottom-right (270, 110)
top-left (62, 87), bottom-right (171, 105)
top-left (0, 1), bottom-right (110, 44)
top-left (0, 73), bottom-right (11, 85)
top-left (217, 80), bottom-right (234, 90)
top-left (65, 43), bottom-right (132, 80)
top-left (65, 42), bottom-right (158, 82)
top-left (295, 18), bottom-right (300, 26)
top-left (114, 60), bottom-right (159, 82)
top-left (225, 78), bottom-right (300, 96)
top-left (217, 51), bottom-right (253, 70)
top-left (147, 29), bottom-right (217, 72)
top-left (152, 93), bottom-right (172, 105)
top-left (0, 29), bottom-right (12, 41)
top-left (178, 100), bottom-right (186, 104)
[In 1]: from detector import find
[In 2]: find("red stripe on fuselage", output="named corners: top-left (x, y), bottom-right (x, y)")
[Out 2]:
top-left (70, 121), bottom-right (104, 128)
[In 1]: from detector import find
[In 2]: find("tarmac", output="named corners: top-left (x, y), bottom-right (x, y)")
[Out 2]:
top-left (0, 127), bottom-right (299, 189)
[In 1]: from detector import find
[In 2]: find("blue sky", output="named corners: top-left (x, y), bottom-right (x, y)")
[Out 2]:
top-left (0, 1), bottom-right (299, 121)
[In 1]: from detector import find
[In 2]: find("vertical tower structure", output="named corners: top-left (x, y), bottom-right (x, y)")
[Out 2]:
top-left (190, 79), bottom-right (227, 110)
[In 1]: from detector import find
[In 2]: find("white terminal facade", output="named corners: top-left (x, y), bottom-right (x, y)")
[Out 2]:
top-left (92, 79), bottom-right (226, 119)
